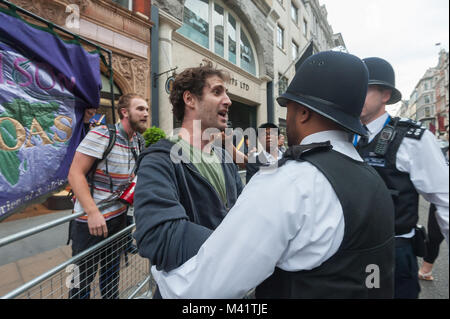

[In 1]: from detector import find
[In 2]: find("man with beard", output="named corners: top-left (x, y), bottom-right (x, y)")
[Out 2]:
top-left (150, 51), bottom-right (396, 299)
top-left (133, 63), bottom-right (244, 298)
top-left (67, 93), bottom-right (148, 299)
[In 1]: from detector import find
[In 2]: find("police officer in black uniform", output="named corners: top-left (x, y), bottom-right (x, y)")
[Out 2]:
top-left (356, 57), bottom-right (449, 299)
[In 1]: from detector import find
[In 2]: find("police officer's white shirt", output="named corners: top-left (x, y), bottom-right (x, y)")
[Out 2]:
top-left (365, 112), bottom-right (449, 243)
top-left (250, 148), bottom-right (284, 164)
top-left (151, 130), bottom-right (362, 299)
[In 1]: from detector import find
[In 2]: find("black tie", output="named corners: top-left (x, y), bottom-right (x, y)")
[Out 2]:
top-left (278, 141), bottom-right (332, 167)
top-left (357, 125), bottom-right (370, 147)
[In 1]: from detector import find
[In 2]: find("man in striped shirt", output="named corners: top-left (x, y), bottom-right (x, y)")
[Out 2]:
top-left (67, 93), bottom-right (148, 299)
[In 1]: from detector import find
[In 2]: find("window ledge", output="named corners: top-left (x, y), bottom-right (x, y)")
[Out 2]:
top-left (277, 46), bottom-right (287, 55)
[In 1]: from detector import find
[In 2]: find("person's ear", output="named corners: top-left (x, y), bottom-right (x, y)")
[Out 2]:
top-left (381, 89), bottom-right (392, 104)
top-left (183, 91), bottom-right (196, 110)
top-left (297, 105), bottom-right (311, 124)
top-left (121, 107), bottom-right (128, 119)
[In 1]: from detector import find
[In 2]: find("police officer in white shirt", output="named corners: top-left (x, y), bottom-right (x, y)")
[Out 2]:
top-left (245, 122), bottom-right (283, 183)
top-left (151, 51), bottom-right (396, 299)
top-left (356, 57), bottom-right (449, 299)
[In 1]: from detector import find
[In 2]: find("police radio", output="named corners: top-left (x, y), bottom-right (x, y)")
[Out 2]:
top-left (374, 118), bottom-right (398, 156)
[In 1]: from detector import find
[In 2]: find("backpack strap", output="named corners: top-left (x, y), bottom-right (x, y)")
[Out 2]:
top-left (130, 133), bottom-right (145, 175)
top-left (137, 134), bottom-right (145, 153)
top-left (87, 124), bottom-right (117, 195)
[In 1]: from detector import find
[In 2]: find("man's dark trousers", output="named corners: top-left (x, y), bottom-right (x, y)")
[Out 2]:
top-left (68, 213), bottom-right (127, 299)
top-left (394, 237), bottom-right (421, 299)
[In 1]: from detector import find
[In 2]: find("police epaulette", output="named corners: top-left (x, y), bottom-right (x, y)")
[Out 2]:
top-left (404, 125), bottom-right (426, 140)
top-left (394, 118), bottom-right (425, 139)
top-left (397, 117), bottom-right (422, 128)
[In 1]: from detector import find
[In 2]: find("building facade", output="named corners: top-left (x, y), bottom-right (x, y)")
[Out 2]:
top-left (414, 67), bottom-right (436, 130)
top-left (396, 100), bottom-right (409, 119)
top-left (434, 50), bottom-right (449, 141)
top-left (406, 49), bottom-right (449, 142)
top-left (152, 0), bottom-right (275, 135)
top-left (151, 0), bottom-right (344, 137)
top-left (272, 0), bottom-right (345, 135)
top-left (8, 0), bottom-right (153, 124)
top-left (8, 0), bottom-right (346, 136)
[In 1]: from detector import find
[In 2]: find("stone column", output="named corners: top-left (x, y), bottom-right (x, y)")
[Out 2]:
top-left (158, 11), bottom-right (181, 135)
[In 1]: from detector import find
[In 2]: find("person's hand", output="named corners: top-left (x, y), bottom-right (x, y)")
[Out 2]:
top-left (87, 210), bottom-right (108, 237)
top-left (221, 131), bottom-right (234, 149)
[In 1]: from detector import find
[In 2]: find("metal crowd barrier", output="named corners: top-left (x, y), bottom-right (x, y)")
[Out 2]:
top-left (1, 212), bottom-right (156, 299)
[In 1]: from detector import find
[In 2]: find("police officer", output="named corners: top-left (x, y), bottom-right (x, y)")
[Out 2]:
top-left (151, 51), bottom-right (396, 299)
top-left (356, 57), bottom-right (449, 299)
top-left (245, 122), bottom-right (283, 183)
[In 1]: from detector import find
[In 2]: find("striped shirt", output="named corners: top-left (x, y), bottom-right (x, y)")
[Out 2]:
top-left (73, 123), bottom-right (141, 222)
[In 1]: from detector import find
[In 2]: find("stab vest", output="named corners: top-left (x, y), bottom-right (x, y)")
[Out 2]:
top-left (356, 118), bottom-right (426, 236)
top-left (255, 144), bottom-right (395, 299)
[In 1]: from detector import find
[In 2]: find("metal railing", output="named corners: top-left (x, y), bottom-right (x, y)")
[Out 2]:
top-left (1, 212), bottom-right (155, 299)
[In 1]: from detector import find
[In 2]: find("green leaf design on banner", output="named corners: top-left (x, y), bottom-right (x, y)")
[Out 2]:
top-left (0, 98), bottom-right (59, 186)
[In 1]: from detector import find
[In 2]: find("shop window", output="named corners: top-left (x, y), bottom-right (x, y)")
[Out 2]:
top-left (178, 0), bottom-right (258, 76)
top-left (240, 29), bottom-right (256, 76)
top-left (277, 25), bottom-right (284, 49)
top-left (278, 73), bottom-right (288, 96)
top-left (292, 41), bottom-right (299, 60)
top-left (291, 3), bottom-right (298, 24)
top-left (213, 3), bottom-right (225, 57)
top-left (178, 0), bottom-right (210, 49)
top-left (303, 19), bottom-right (308, 37)
top-left (99, 74), bottom-right (123, 124)
top-left (112, 0), bottom-right (132, 10)
top-left (228, 14), bottom-right (237, 64)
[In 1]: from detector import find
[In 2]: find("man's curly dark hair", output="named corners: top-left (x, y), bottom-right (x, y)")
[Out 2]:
top-left (170, 62), bottom-right (230, 122)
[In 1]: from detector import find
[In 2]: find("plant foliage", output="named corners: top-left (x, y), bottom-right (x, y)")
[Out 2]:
top-left (142, 126), bottom-right (166, 147)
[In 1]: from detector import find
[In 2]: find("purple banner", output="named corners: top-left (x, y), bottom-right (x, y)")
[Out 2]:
top-left (0, 10), bottom-right (101, 220)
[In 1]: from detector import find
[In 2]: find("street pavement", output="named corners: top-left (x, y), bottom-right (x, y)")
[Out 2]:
top-left (417, 197), bottom-right (449, 299)
top-left (0, 197), bottom-right (448, 298)
top-left (0, 209), bottom-right (73, 267)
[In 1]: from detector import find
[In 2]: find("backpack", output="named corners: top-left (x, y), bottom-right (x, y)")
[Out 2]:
top-left (86, 124), bottom-right (144, 194)
top-left (86, 124), bottom-right (117, 195)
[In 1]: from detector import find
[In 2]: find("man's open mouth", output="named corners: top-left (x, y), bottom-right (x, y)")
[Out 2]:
top-left (218, 111), bottom-right (228, 120)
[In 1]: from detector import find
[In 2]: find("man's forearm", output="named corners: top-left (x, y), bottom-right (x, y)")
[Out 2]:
top-left (232, 145), bottom-right (248, 169)
top-left (135, 219), bottom-right (212, 271)
top-left (68, 172), bottom-right (99, 216)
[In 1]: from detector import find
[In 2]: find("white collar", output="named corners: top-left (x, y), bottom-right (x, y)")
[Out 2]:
top-left (366, 112), bottom-right (390, 138)
top-left (257, 149), bottom-right (280, 163)
top-left (301, 130), bottom-right (351, 145)
top-left (300, 130), bottom-right (363, 161)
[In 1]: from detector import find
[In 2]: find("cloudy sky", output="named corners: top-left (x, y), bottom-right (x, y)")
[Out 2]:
top-left (319, 0), bottom-right (449, 114)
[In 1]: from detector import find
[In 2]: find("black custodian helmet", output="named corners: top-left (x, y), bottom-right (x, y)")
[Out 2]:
top-left (363, 57), bottom-right (402, 105)
top-left (277, 51), bottom-right (369, 136)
